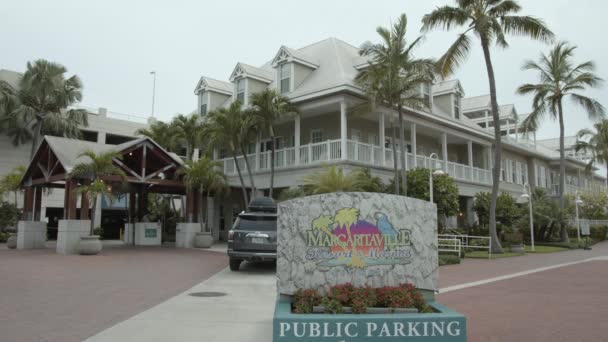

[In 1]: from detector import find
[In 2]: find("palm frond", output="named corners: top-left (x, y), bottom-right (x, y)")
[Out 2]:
top-left (570, 93), bottom-right (606, 121)
top-left (437, 32), bottom-right (472, 77)
top-left (500, 16), bottom-right (554, 42)
top-left (421, 6), bottom-right (470, 32)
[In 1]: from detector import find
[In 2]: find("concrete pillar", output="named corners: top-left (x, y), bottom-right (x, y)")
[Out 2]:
top-left (97, 132), bottom-right (106, 144)
top-left (379, 112), bottom-right (386, 166)
top-left (56, 220), bottom-right (90, 255)
top-left (134, 222), bottom-right (161, 246)
top-left (340, 101), bottom-right (347, 160)
top-left (467, 141), bottom-right (474, 167)
top-left (17, 221), bottom-right (47, 249)
top-left (176, 223), bottom-right (199, 248)
top-left (294, 115), bottom-right (301, 165)
top-left (410, 123), bottom-right (417, 167)
top-left (206, 196), bottom-right (217, 241)
top-left (441, 133), bottom-right (448, 171)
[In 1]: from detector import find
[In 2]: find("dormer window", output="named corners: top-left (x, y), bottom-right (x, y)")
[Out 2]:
top-left (236, 79), bottom-right (246, 104)
top-left (200, 92), bottom-right (208, 116)
top-left (279, 63), bottom-right (291, 94)
top-left (453, 94), bottom-right (461, 119)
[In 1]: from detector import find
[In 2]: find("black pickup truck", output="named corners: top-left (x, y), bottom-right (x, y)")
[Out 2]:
top-left (227, 197), bottom-right (277, 271)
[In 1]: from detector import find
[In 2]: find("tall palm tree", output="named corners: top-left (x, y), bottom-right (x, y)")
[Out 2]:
top-left (179, 157), bottom-right (226, 231)
top-left (518, 42), bottom-right (605, 242)
top-left (206, 102), bottom-right (255, 206)
top-left (576, 120), bottom-right (608, 184)
top-left (135, 120), bottom-right (179, 153)
top-left (0, 60), bottom-right (89, 159)
top-left (249, 89), bottom-right (299, 199)
top-left (172, 114), bottom-right (203, 160)
top-left (70, 150), bottom-right (126, 235)
top-left (356, 13), bottom-right (436, 196)
top-left (422, 0), bottom-right (554, 253)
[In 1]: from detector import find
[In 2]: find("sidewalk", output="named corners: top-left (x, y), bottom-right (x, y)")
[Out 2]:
top-left (86, 261), bottom-right (276, 342)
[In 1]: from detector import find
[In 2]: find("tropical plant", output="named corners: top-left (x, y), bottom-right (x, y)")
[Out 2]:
top-left (474, 192), bottom-right (521, 229)
top-left (356, 13), bottom-right (436, 195)
top-left (579, 190), bottom-right (608, 220)
top-left (206, 101), bottom-right (255, 206)
top-left (576, 120), bottom-right (608, 184)
top-left (405, 168), bottom-right (459, 229)
top-left (249, 89), bottom-right (299, 199)
top-left (0, 165), bottom-right (26, 206)
top-left (277, 187), bottom-right (306, 202)
top-left (422, 0), bottom-right (554, 252)
top-left (135, 120), bottom-right (179, 153)
top-left (0, 201), bottom-right (20, 233)
top-left (179, 157), bottom-right (227, 230)
top-left (0, 60), bottom-right (89, 159)
top-left (172, 114), bottom-right (204, 160)
top-left (351, 168), bottom-right (385, 193)
top-left (70, 150), bottom-right (127, 235)
top-left (302, 166), bottom-right (365, 194)
top-left (518, 42), bottom-right (606, 242)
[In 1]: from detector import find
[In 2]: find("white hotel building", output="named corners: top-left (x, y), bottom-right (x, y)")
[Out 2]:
top-left (194, 38), bottom-right (606, 240)
top-left (1, 37), bottom-right (605, 242)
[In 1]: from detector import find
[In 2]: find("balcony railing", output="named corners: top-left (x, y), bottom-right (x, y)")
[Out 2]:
top-left (218, 139), bottom-right (492, 185)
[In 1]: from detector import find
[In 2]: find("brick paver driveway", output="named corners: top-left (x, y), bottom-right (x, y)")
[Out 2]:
top-left (0, 245), bottom-right (227, 342)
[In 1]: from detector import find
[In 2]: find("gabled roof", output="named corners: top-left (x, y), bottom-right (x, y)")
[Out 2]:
top-left (194, 76), bottom-right (233, 96)
top-left (0, 69), bottom-right (22, 90)
top-left (271, 45), bottom-right (319, 69)
top-left (229, 62), bottom-right (273, 83)
top-left (462, 95), bottom-right (491, 112)
top-left (499, 104), bottom-right (517, 120)
top-left (431, 79), bottom-right (465, 97)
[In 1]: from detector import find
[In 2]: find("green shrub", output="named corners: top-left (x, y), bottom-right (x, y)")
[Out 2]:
top-left (439, 254), bottom-right (461, 266)
top-left (0, 201), bottom-right (19, 232)
top-left (590, 225), bottom-right (608, 241)
top-left (293, 289), bottom-right (321, 313)
top-left (0, 231), bottom-right (7, 243)
top-left (320, 296), bottom-right (343, 314)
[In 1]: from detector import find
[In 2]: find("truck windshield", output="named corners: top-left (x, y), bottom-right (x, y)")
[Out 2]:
top-left (234, 215), bottom-right (277, 231)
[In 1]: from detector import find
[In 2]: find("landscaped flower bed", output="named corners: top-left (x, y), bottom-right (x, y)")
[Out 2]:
top-left (293, 283), bottom-right (434, 314)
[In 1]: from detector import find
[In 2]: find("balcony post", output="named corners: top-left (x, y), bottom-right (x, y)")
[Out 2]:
top-left (379, 112), bottom-right (385, 167)
top-left (294, 114), bottom-right (301, 165)
top-left (255, 134), bottom-right (261, 171)
top-left (441, 133), bottom-right (448, 172)
top-left (411, 123), bottom-right (417, 167)
top-left (340, 101), bottom-right (347, 161)
top-left (467, 140), bottom-right (473, 167)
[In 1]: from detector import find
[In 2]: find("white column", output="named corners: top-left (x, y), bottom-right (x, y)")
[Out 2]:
top-left (506, 119), bottom-right (510, 137)
top-left (379, 112), bottom-right (385, 166)
top-left (411, 123), bottom-right (417, 167)
top-left (467, 140), bottom-right (474, 167)
top-left (484, 110), bottom-right (489, 130)
top-left (294, 114), bottom-right (301, 165)
top-left (487, 146), bottom-right (493, 170)
top-left (340, 101), bottom-right (347, 161)
top-left (441, 133), bottom-right (448, 171)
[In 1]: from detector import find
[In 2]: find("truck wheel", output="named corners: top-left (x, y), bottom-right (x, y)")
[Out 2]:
top-left (229, 258), bottom-right (241, 271)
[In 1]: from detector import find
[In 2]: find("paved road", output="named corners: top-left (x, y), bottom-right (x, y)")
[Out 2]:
top-left (0, 245), bottom-right (227, 342)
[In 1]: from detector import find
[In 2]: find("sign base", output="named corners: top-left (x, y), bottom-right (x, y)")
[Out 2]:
top-left (273, 297), bottom-right (467, 341)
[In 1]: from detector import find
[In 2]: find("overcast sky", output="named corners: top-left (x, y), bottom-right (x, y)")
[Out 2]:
top-left (2, 0), bottom-right (606, 139)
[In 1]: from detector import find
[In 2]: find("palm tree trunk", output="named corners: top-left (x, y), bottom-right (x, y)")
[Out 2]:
top-left (398, 106), bottom-right (407, 196)
top-left (29, 120), bottom-right (43, 160)
top-left (481, 39), bottom-right (504, 254)
top-left (240, 145), bottom-right (257, 200)
top-left (204, 190), bottom-right (210, 233)
top-left (269, 135), bottom-right (275, 199)
top-left (89, 196), bottom-right (96, 236)
top-left (391, 118), bottom-right (400, 194)
top-left (232, 154), bottom-right (249, 207)
top-left (198, 190), bottom-right (204, 233)
top-left (557, 100), bottom-right (569, 242)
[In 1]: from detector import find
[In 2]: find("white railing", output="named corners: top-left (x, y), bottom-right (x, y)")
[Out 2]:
top-left (439, 234), bottom-right (492, 259)
top-left (219, 139), bottom-right (492, 185)
top-left (438, 238), bottom-right (461, 256)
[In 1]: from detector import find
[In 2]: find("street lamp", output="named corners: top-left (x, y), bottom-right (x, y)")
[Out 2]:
top-left (150, 71), bottom-right (157, 118)
top-left (575, 191), bottom-right (583, 243)
top-left (428, 153), bottom-right (445, 203)
top-left (520, 182), bottom-right (535, 252)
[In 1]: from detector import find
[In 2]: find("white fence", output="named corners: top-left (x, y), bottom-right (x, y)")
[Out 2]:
top-left (439, 234), bottom-right (492, 259)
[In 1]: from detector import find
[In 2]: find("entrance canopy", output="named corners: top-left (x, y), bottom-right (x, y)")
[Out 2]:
top-left (20, 135), bottom-right (186, 221)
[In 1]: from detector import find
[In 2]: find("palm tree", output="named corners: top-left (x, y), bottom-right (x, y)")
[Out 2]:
top-left (172, 114), bottom-right (203, 160)
top-left (356, 13), bottom-right (436, 196)
top-left (0, 60), bottom-right (89, 159)
top-left (302, 166), bottom-right (365, 194)
top-left (179, 157), bottom-right (226, 231)
top-left (135, 120), bottom-right (179, 153)
top-left (249, 89), bottom-right (299, 199)
top-left (70, 150), bottom-right (126, 235)
top-left (422, 0), bottom-right (554, 253)
top-left (518, 42), bottom-right (605, 242)
top-left (206, 102), bottom-right (255, 206)
top-left (0, 165), bottom-right (26, 206)
top-left (576, 120), bottom-right (608, 184)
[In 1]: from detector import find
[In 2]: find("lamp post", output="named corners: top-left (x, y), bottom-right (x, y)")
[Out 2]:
top-left (520, 182), bottom-right (535, 252)
top-left (575, 191), bottom-right (583, 243)
top-left (150, 71), bottom-right (157, 118)
top-left (428, 153), bottom-right (445, 203)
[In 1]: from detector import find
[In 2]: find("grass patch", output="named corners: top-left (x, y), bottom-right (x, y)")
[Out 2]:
top-left (465, 244), bottom-right (569, 259)
top-left (439, 254), bottom-right (461, 266)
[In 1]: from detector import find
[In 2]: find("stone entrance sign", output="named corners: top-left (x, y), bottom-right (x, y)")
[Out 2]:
top-left (277, 192), bottom-right (438, 294)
